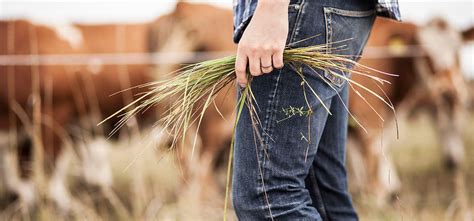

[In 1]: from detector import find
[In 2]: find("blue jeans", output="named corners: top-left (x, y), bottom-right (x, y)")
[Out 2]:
top-left (232, 0), bottom-right (376, 220)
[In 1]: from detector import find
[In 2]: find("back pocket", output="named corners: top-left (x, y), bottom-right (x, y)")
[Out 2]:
top-left (323, 7), bottom-right (376, 87)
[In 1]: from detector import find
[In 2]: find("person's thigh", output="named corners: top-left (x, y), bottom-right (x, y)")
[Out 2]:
top-left (311, 84), bottom-right (359, 221)
top-left (300, 1), bottom-right (377, 221)
top-left (232, 63), bottom-right (342, 221)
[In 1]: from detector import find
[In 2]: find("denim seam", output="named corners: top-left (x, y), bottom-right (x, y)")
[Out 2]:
top-left (257, 70), bottom-right (282, 219)
top-left (354, 16), bottom-right (377, 61)
top-left (243, 0), bottom-right (251, 18)
top-left (262, 71), bottom-right (282, 146)
top-left (288, 0), bottom-right (305, 44)
top-left (324, 7), bottom-right (376, 17)
top-left (288, 3), bottom-right (302, 13)
top-left (323, 8), bottom-right (345, 88)
top-left (322, 7), bottom-right (375, 88)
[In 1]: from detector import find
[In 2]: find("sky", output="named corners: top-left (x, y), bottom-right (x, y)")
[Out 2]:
top-left (0, 0), bottom-right (473, 77)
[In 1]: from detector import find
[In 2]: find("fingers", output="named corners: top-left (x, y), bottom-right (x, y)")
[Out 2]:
top-left (272, 48), bottom-right (284, 69)
top-left (248, 53), bottom-right (262, 77)
top-left (260, 55), bottom-right (273, 74)
top-left (235, 49), bottom-right (248, 87)
top-left (235, 44), bottom-right (285, 88)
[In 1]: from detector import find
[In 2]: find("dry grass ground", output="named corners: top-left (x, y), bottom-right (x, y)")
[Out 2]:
top-left (356, 113), bottom-right (474, 221)
top-left (0, 113), bottom-right (472, 220)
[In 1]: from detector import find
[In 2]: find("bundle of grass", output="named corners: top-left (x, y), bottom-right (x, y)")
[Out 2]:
top-left (100, 41), bottom-right (397, 220)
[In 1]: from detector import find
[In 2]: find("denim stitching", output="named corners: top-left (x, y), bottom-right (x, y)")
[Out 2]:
top-left (250, 2), bottom-right (302, 217)
top-left (256, 70), bottom-right (282, 219)
top-left (288, 3), bottom-right (301, 13)
top-left (354, 16), bottom-right (377, 61)
top-left (262, 70), bottom-right (282, 145)
top-left (324, 7), bottom-right (376, 17)
top-left (323, 8), bottom-right (344, 87)
top-left (243, 0), bottom-right (251, 18)
top-left (288, 0), bottom-right (305, 44)
top-left (323, 7), bottom-right (375, 87)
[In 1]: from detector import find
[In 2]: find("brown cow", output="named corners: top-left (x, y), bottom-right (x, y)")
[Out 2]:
top-left (348, 18), bottom-right (473, 218)
top-left (0, 19), bottom-right (158, 210)
top-left (0, 3), bottom-right (236, 213)
top-left (147, 3), bottom-right (237, 209)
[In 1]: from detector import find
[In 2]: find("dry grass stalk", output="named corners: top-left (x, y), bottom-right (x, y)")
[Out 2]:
top-left (100, 41), bottom-right (397, 220)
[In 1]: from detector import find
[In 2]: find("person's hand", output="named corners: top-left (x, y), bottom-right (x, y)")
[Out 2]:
top-left (235, 0), bottom-right (290, 87)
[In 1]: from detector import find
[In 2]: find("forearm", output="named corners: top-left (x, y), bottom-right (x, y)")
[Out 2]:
top-left (257, 0), bottom-right (290, 6)
top-left (256, 0), bottom-right (290, 14)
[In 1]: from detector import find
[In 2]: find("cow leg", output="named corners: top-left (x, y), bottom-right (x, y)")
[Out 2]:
top-left (372, 123), bottom-right (402, 205)
top-left (0, 131), bottom-right (22, 199)
top-left (361, 137), bottom-right (384, 201)
top-left (196, 119), bottom-right (234, 198)
top-left (0, 116), bottom-right (37, 209)
top-left (78, 138), bottom-right (113, 188)
top-left (40, 103), bottom-right (75, 213)
top-left (349, 126), bottom-right (401, 205)
top-left (0, 129), bottom-right (36, 208)
top-left (48, 145), bottom-right (73, 214)
top-left (367, 140), bottom-right (400, 205)
top-left (436, 106), bottom-right (472, 220)
top-left (375, 142), bottom-right (401, 204)
top-left (346, 133), bottom-right (366, 194)
top-left (437, 106), bottom-right (465, 169)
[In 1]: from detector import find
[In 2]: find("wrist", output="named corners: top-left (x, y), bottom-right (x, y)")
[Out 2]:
top-left (257, 0), bottom-right (290, 8)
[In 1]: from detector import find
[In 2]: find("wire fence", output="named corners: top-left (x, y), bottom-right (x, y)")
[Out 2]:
top-left (0, 45), bottom-right (429, 66)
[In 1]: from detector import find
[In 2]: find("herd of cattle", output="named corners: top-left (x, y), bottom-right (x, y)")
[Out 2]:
top-left (0, 2), bottom-right (473, 218)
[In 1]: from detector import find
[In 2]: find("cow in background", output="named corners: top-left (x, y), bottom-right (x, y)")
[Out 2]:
top-left (468, 80), bottom-right (474, 112)
top-left (0, 19), bottom-right (160, 213)
top-left (147, 3), bottom-right (237, 215)
top-left (348, 17), bottom-right (473, 219)
top-left (0, 3), bottom-right (236, 216)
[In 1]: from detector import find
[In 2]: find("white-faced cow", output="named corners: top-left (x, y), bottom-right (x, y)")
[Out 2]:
top-left (348, 17), bottom-right (473, 219)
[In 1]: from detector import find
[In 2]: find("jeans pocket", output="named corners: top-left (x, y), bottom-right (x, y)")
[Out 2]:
top-left (323, 7), bottom-right (376, 87)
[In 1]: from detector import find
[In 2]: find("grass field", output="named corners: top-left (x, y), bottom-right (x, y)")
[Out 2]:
top-left (356, 113), bottom-right (474, 221)
top-left (0, 113), bottom-right (473, 221)
top-left (93, 112), bottom-right (474, 221)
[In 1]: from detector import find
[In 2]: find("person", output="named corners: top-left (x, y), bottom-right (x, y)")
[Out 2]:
top-left (231, 0), bottom-right (401, 220)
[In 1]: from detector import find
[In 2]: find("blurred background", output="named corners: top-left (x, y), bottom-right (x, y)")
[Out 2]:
top-left (0, 0), bottom-right (473, 220)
